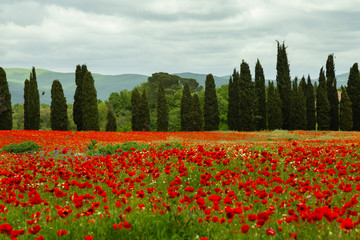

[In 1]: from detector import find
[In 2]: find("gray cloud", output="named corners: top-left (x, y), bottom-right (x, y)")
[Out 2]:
top-left (0, 0), bottom-right (359, 80)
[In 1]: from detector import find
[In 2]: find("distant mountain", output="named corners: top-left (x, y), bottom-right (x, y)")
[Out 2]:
top-left (4, 68), bottom-right (350, 104)
top-left (5, 68), bottom-right (148, 104)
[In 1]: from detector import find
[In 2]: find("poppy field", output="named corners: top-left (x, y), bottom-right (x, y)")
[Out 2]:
top-left (1, 130), bottom-right (360, 239)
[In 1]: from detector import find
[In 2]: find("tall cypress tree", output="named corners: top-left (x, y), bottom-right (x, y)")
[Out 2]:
top-left (28, 67), bottom-right (40, 130)
top-left (326, 54), bottom-right (339, 130)
top-left (340, 86), bottom-right (353, 131)
top-left (306, 75), bottom-right (316, 130)
top-left (289, 78), bottom-right (306, 130)
top-left (267, 81), bottom-right (282, 130)
top-left (254, 59), bottom-right (266, 130)
top-left (73, 64), bottom-right (88, 131)
top-left (299, 76), bottom-right (307, 95)
top-left (157, 82), bottom-right (168, 131)
top-left (82, 71), bottom-right (99, 131)
top-left (24, 79), bottom-right (30, 130)
top-left (140, 90), bottom-right (150, 131)
top-left (191, 93), bottom-right (203, 131)
top-left (180, 83), bottom-right (192, 131)
top-left (347, 63), bottom-right (360, 130)
top-left (50, 80), bottom-right (68, 131)
top-left (204, 74), bottom-right (219, 131)
top-left (316, 67), bottom-right (330, 130)
top-left (239, 60), bottom-right (256, 131)
top-left (0, 67), bottom-right (12, 130)
top-left (131, 88), bottom-right (141, 131)
top-left (106, 103), bottom-right (117, 132)
top-left (276, 41), bottom-right (292, 129)
top-left (227, 69), bottom-right (239, 130)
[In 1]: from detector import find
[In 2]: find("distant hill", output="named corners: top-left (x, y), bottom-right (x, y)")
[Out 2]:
top-left (5, 68), bottom-right (148, 104)
top-left (4, 68), bottom-right (350, 104)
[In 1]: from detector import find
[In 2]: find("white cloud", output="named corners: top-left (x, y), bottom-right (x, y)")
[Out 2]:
top-left (0, 0), bottom-right (359, 79)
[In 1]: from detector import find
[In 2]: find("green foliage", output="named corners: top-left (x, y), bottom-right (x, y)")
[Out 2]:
top-left (2, 141), bottom-right (42, 153)
top-left (267, 81), bottom-right (283, 130)
top-left (239, 60), bottom-right (256, 131)
top-left (306, 75), bottom-right (316, 130)
top-left (73, 65), bottom-right (88, 131)
top-left (106, 103), bottom-right (117, 132)
top-left (157, 82), bottom-right (168, 132)
top-left (0, 67), bottom-right (12, 130)
top-left (317, 68), bottom-right (330, 130)
top-left (254, 59), bottom-right (266, 130)
top-left (276, 41), bottom-right (292, 129)
top-left (227, 69), bottom-right (239, 130)
top-left (50, 80), bottom-right (68, 131)
top-left (326, 54), bottom-right (339, 130)
top-left (347, 63), bottom-right (360, 130)
top-left (216, 85), bottom-right (229, 130)
top-left (86, 141), bottom-right (152, 155)
top-left (204, 74), bottom-right (219, 131)
top-left (180, 83), bottom-right (192, 131)
top-left (82, 71), bottom-right (100, 131)
top-left (340, 86), bottom-right (353, 131)
top-left (27, 67), bottom-right (40, 130)
top-left (191, 93), bottom-right (203, 131)
top-left (108, 90), bottom-right (132, 131)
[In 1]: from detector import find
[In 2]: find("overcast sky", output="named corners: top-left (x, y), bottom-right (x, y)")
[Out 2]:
top-left (0, 0), bottom-right (359, 79)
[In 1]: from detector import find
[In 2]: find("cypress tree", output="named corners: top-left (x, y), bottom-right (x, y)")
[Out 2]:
top-left (340, 86), bottom-right (353, 131)
top-left (73, 65), bottom-right (88, 131)
top-left (24, 79), bottom-right (30, 130)
top-left (276, 41), bottom-right (292, 129)
top-left (316, 67), bottom-right (330, 130)
top-left (239, 60), bottom-right (256, 131)
top-left (131, 89), bottom-right (141, 131)
top-left (180, 83), bottom-right (192, 131)
top-left (140, 90), bottom-right (150, 131)
top-left (267, 81), bottom-right (282, 130)
top-left (326, 54), bottom-right (339, 130)
top-left (254, 59), bottom-right (266, 130)
top-left (157, 82), bottom-right (168, 131)
top-left (82, 71), bottom-right (99, 131)
top-left (347, 63), bottom-right (360, 130)
top-left (106, 103), bottom-right (117, 132)
top-left (28, 67), bottom-right (40, 130)
top-left (227, 69), bottom-right (239, 130)
top-left (0, 67), bottom-right (12, 130)
top-left (50, 80), bottom-right (68, 131)
top-left (289, 78), bottom-right (306, 130)
top-left (299, 76), bottom-right (307, 95)
top-left (306, 75), bottom-right (316, 130)
top-left (191, 93), bottom-right (203, 131)
top-left (204, 74), bottom-right (219, 131)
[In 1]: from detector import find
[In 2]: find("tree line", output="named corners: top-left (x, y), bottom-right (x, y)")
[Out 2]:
top-left (0, 42), bottom-right (359, 131)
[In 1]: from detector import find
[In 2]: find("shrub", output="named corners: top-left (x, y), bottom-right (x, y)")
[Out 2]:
top-left (2, 141), bottom-right (42, 154)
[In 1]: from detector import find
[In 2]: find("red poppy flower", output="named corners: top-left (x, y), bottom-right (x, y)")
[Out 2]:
top-left (266, 228), bottom-right (276, 236)
top-left (241, 224), bottom-right (250, 234)
top-left (57, 229), bottom-right (67, 236)
top-left (123, 221), bottom-right (131, 229)
top-left (28, 225), bottom-right (41, 234)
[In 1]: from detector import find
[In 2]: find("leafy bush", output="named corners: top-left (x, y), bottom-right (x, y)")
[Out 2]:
top-left (87, 141), bottom-right (153, 156)
top-left (2, 141), bottom-right (42, 154)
